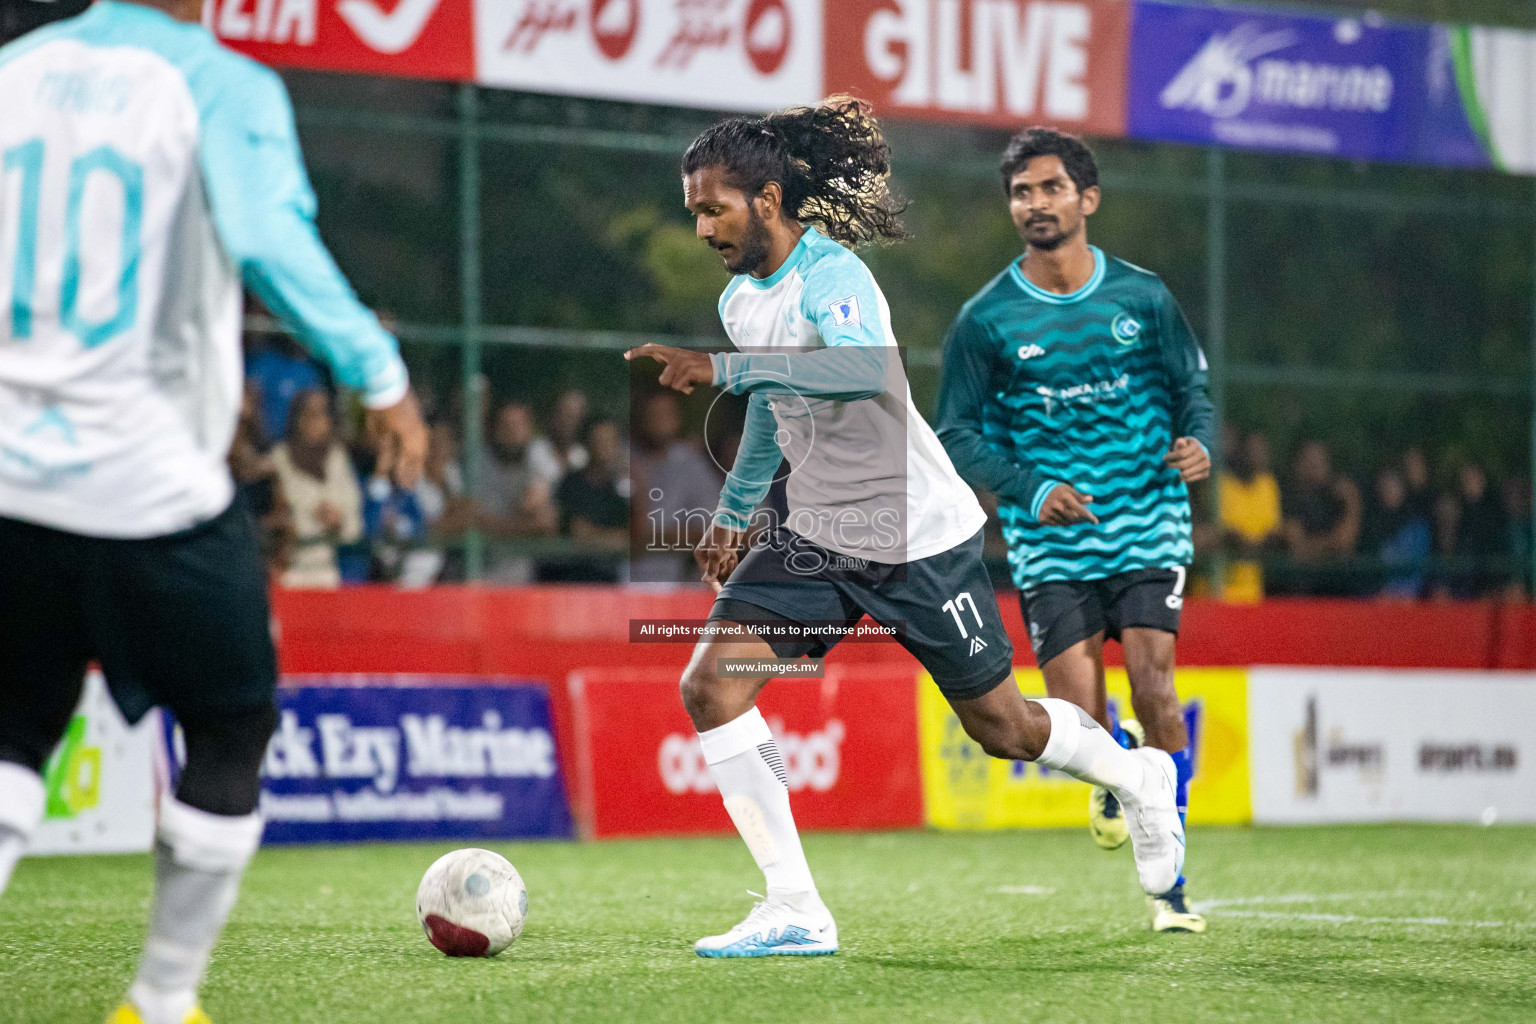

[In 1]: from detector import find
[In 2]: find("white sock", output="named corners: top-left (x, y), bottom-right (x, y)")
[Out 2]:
top-left (128, 796), bottom-right (264, 1024)
top-left (1033, 697), bottom-right (1147, 803)
top-left (699, 707), bottom-right (819, 906)
top-left (0, 762), bottom-right (45, 896)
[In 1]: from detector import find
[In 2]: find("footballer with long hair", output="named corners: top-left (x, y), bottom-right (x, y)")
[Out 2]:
top-left (626, 98), bottom-right (1186, 957)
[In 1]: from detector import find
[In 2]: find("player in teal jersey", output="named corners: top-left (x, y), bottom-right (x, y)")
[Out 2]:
top-left (935, 128), bottom-right (1214, 934)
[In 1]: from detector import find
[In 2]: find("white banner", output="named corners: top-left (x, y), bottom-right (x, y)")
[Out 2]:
top-left (473, 0), bottom-right (821, 111)
top-left (1249, 668), bottom-right (1536, 825)
top-left (30, 671), bottom-right (158, 856)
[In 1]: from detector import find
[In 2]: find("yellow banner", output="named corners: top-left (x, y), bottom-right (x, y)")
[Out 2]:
top-left (919, 668), bottom-right (1251, 829)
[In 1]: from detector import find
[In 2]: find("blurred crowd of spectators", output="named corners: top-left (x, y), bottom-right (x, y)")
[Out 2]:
top-left (237, 333), bottom-right (1532, 602)
top-left (1209, 424), bottom-right (1533, 602)
top-left (234, 335), bottom-right (734, 589)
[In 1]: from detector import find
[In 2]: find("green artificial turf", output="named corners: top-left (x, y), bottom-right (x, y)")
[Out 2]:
top-left (3, 826), bottom-right (1533, 1024)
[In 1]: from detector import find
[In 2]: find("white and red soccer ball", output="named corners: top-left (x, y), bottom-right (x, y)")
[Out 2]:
top-left (416, 848), bottom-right (528, 957)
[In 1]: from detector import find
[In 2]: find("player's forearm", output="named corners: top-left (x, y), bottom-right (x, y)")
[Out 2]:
top-left (1175, 385), bottom-right (1216, 456)
top-left (936, 426), bottom-right (1040, 505)
top-left (710, 346), bottom-right (887, 401)
top-left (714, 396), bottom-right (780, 530)
top-left (242, 234), bottom-right (409, 409)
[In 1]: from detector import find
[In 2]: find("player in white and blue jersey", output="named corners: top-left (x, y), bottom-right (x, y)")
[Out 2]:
top-left (936, 128), bottom-right (1214, 933)
top-left (0, 2), bottom-right (426, 1022)
top-left (627, 98), bottom-right (1186, 958)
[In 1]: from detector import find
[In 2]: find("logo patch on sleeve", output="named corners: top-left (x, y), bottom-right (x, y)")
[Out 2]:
top-left (827, 295), bottom-right (861, 327)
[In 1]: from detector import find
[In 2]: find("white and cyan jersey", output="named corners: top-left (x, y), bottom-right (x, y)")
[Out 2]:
top-left (710, 226), bottom-right (985, 564)
top-left (0, 1), bottom-right (407, 538)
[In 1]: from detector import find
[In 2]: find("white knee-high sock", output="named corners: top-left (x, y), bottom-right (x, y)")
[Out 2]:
top-left (0, 762), bottom-right (46, 895)
top-left (1033, 697), bottom-right (1146, 802)
top-left (699, 707), bottom-right (818, 903)
top-left (128, 796), bottom-right (264, 1024)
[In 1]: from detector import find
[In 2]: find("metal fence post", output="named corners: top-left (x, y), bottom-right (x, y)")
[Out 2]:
top-left (459, 83), bottom-right (485, 581)
top-left (1530, 175), bottom-right (1536, 598)
top-left (1206, 147), bottom-right (1229, 599)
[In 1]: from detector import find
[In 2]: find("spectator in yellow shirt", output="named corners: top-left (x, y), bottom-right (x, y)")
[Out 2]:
top-left (1218, 429), bottom-right (1282, 602)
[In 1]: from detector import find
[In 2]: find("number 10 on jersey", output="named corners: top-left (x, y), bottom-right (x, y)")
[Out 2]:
top-left (4, 138), bottom-right (142, 348)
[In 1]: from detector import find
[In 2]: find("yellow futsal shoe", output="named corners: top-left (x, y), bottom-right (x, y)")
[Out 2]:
top-left (1088, 719), bottom-right (1145, 849)
top-left (106, 1004), bottom-right (213, 1024)
top-left (1148, 883), bottom-right (1207, 934)
top-left (1088, 784), bottom-right (1130, 849)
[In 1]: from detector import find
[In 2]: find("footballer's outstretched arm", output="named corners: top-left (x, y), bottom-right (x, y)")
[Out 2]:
top-left (197, 63), bottom-right (425, 481)
top-left (710, 345), bottom-right (887, 402)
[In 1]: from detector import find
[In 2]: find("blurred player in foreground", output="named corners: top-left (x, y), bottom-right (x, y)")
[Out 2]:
top-left (0, 2), bottom-right (426, 1021)
top-left (626, 98), bottom-right (1185, 957)
top-left (935, 128), bottom-right (1213, 933)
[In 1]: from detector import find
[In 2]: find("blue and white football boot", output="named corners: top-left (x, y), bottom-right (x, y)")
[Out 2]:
top-left (694, 894), bottom-right (838, 958)
top-left (1125, 747), bottom-right (1186, 897)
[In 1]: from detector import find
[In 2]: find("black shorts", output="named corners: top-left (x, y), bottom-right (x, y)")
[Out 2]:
top-left (709, 526), bottom-right (1015, 701)
top-left (1019, 567), bottom-right (1186, 667)
top-left (0, 500), bottom-right (278, 729)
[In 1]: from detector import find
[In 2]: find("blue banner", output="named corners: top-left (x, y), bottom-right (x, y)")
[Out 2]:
top-left (250, 678), bottom-right (573, 844)
top-left (1127, 1), bottom-right (1489, 168)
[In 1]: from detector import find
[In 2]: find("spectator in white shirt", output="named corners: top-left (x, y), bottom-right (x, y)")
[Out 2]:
top-left (272, 389), bottom-right (363, 589)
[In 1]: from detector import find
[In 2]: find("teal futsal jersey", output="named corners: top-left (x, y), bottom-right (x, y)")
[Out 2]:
top-left (935, 246), bottom-right (1214, 589)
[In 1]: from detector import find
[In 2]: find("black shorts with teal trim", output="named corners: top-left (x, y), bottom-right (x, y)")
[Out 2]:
top-left (1018, 567), bottom-right (1185, 667)
top-left (708, 526), bottom-right (1014, 701)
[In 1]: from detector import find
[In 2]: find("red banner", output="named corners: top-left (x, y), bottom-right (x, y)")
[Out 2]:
top-left (568, 665), bottom-right (923, 838)
top-left (206, 0), bottom-right (476, 81)
top-left (825, 0), bottom-right (1129, 134)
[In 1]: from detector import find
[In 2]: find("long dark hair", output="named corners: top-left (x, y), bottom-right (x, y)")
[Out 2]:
top-left (681, 95), bottom-right (910, 247)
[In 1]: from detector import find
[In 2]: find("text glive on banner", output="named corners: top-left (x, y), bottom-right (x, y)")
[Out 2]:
top-left (825, 0), bottom-right (1129, 134)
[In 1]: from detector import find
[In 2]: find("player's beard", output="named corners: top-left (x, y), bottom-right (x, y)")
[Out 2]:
top-left (1024, 215), bottom-right (1076, 251)
top-left (723, 204), bottom-right (773, 276)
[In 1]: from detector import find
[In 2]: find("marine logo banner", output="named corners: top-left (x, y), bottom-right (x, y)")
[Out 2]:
top-left (1126, 1), bottom-right (1474, 165)
top-left (235, 678), bottom-right (574, 843)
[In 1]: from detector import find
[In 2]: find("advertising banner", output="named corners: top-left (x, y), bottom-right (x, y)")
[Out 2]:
top-left (1443, 24), bottom-right (1536, 174)
top-left (826, 0), bottom-right (1129, 133)
top-left (474, 0), bottom-right (821, 111)
top-left (251, 677), bottom-right (574, 843)
top-left (569, 664), bottom-right (923, 838)
top-left (208, 0), bottom-right (477, 80)
top-left (1127, 1), bottom-right (1440, 163)
top-left (30, 671), bottom-right (158, 857)
top-left (919, 668), bottom-right (1251, 829)
top-left (1248, 669), bottom-right (1536, 825)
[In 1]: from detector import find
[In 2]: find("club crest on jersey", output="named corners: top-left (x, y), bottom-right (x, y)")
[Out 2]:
top-left (827, 295), bottom-right (861, 327)
top-left (1111, 312), bottom-right (1143, 345)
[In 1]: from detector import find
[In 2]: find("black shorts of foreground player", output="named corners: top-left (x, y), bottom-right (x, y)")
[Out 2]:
top-left (935, 126), bottom-right (1213, 934)
top-left (625, 97), bottom-right (1186, 959)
